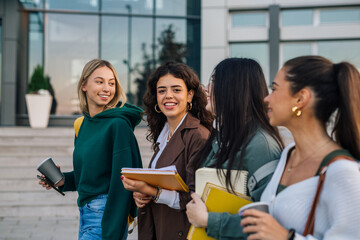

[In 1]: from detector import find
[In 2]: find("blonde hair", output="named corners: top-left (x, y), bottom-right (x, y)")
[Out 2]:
top-left (77, 59), bottom-right (126, 114)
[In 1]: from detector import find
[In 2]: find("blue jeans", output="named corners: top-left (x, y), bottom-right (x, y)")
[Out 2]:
top-left (78, 194), bottom-right (128, 240)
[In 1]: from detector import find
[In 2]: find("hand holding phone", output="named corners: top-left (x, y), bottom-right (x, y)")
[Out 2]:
top-left (37, 175), bottom-right (65, 196)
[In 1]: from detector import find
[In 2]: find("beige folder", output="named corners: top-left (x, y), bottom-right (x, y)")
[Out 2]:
top-left (195, 167), bottom-right (248, 196)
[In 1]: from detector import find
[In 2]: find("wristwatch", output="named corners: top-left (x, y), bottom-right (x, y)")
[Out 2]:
top-left (287, 229), bottom-right (295, 240)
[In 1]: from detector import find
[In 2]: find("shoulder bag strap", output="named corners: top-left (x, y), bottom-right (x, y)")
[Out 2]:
top-left (303, 155), bottom-right (354, 235)
top-left (74, 116), bottom-right (84, 137)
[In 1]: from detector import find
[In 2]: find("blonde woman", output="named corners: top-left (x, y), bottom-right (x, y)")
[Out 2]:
top-left (39, 59), bottom-right (143, 239)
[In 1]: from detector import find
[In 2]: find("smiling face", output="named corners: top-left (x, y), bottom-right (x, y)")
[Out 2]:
top-left (81, 66), bottom-right (116, 116)
top-left (264, 67), bottom-right (297, 127)
top-left (156, 74), bottom-right (194, 124)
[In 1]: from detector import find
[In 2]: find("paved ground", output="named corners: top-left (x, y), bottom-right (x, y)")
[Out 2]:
top-left (0, 216), bottom-right (140, 240)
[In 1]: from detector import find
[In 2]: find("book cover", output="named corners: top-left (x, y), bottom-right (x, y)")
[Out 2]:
top-left (195, 168), bottom-right (248, 196)
top-left (187, 183), bottom-right (252, 240)
top-left (121, 166), bottom-right (189, 192)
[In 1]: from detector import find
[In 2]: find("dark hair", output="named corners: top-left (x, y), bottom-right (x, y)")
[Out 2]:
top-left (195, 58), bottom-right (284, 192)
top-left (143, 61), bottom-right (213, 149)
top-left (283, 55), bottom-right (360, 159)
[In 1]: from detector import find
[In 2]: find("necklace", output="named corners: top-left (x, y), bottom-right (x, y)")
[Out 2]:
top-left (287, 139), bottom-right (331, 172)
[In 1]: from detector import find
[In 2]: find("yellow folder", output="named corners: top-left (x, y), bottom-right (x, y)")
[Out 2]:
top-left (187, 183), bottom-right (252, 240)
top-left (121, 168), bottom-right (189, 192)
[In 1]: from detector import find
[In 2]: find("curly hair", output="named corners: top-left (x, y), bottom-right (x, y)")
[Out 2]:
top-left (143, 61), bottom-right (213, 150)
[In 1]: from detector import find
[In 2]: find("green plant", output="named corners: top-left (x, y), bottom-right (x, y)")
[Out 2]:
top-left (27, 65), bottom-right (49, 94)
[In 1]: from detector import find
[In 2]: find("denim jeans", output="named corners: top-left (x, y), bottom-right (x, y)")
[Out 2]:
top-left (78, 194), bottom-right (128, 240)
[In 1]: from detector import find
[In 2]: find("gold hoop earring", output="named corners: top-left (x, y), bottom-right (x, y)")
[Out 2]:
top-left (187, 102), bottom-right (193, 111)
top-left (292, 106), bottom-right (302, 117)
top-left (154, 104), bottom-right (161, 113)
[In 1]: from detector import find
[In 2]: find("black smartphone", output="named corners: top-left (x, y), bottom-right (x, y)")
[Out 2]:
top-left (37, 175), bottom-right (65, 196)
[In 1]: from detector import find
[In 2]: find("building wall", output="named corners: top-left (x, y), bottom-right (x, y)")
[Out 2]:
top-left (201, 0), bottom-right (360, 84)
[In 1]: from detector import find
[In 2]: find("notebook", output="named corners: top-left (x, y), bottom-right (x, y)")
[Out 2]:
top-left (121, 165), bottom-right (189, 192)
top-left (187, 182), bottom-right (252, 240)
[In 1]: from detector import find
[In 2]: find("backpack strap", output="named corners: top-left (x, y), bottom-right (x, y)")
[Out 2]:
top-left (303, 154), bottom-right (355, 235)
top-left (74, 116), bottom-right (84, 137)
top-left (247, 159), bottom-right (279, 195)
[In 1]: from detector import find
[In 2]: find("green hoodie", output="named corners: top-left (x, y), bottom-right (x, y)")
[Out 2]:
top-left (61, 103), bottom-right (143, 240)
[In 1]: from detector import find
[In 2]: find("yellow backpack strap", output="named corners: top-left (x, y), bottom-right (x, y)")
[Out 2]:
top-left (74, 116), bottom-right (84, 137)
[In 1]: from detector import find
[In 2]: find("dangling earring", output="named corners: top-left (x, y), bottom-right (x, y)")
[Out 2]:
top-left (292, 106), bottom-right (302, 117)
top-left (187, 102), bottom-right (193, 111)
top-left (154, 104), bottom-right (161, 113)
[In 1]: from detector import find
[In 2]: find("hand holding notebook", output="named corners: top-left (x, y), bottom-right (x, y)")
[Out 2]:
top-left (121, 165), bottom-right (189, 192)
top-left (187, 183), bottom-right (252, 240)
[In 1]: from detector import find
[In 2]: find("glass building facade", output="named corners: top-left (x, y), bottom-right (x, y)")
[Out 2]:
top-left (17, 0), bottom-right (200, 118)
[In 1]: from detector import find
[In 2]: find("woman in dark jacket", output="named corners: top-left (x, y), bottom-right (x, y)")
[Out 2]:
top-left (121, 61), bottom-right (213, 240)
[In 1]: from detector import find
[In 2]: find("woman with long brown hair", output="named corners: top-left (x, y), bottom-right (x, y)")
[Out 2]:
top-left (121, 61), bottom-right (213, 240)
top-left (186, 58), bottom-right (284, 239)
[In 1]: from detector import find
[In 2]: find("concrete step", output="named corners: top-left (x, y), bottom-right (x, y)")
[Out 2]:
top-left (0, 205), bottom-right (79, 217)
top-left (0, 136), bottom-right (73, 145)
top-left (0, 191), bottom-right (78, 207)
top-left (0, 156), bottom-right (72, 167)
top-left (0, 166), bottom-right (73, 180)
top-left (0, 127), bottom-right (74, 136)
top-left (0, 145), bottom-right (74, 157)
top-left (0, 126), bottom-right (153, 220)
top-left (0, 179), bottom-right (61, 191)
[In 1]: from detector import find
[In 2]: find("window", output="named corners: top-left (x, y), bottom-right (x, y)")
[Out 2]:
top-left (280, 40), bottom-right (360, 71)
top-left (281, 9), bottom-right (313, 26)
top-left (22, 0), bottom-right (201, 116)
top-left (232, 12), bottom-right (267, 27)
top-left (230, 43), bottom-right (269, 83)
top-left (281, 7), bottom-right (360, 27)
top-left (281, 43), bottom-right (312, 63)
top-left (19, 0), bottom-right (44, 9)
top-left (46, 0), bottom-right (99, 11)
top-left (318, 40), bottom-right (360, 68)
top-left (102, 0), bottom-right (153, 14)
top-left (156, 0), bottom-right (186, 16)
top-left (320, 8), bottom-right (360, 24)
top-left (28, 13), bottom-right (44, 80)
top-left (155, 18), bottom-right (186, 61)
top-left (45, 14), bottom-right (99, 115)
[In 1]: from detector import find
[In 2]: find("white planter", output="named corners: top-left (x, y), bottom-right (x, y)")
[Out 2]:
top-left (25, 94), bottom-right (53, 128)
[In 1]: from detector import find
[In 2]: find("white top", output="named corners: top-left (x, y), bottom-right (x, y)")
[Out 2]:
top-left (261, 143), bottom-right (360, 240)
top-left (150, 113), bottom-right (188, 210)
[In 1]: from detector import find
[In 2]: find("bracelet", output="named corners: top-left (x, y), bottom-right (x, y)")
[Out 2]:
top-left (287, 228), bottom-right (295, 240)
top-left (152, 187), bottom-right (162, 202)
